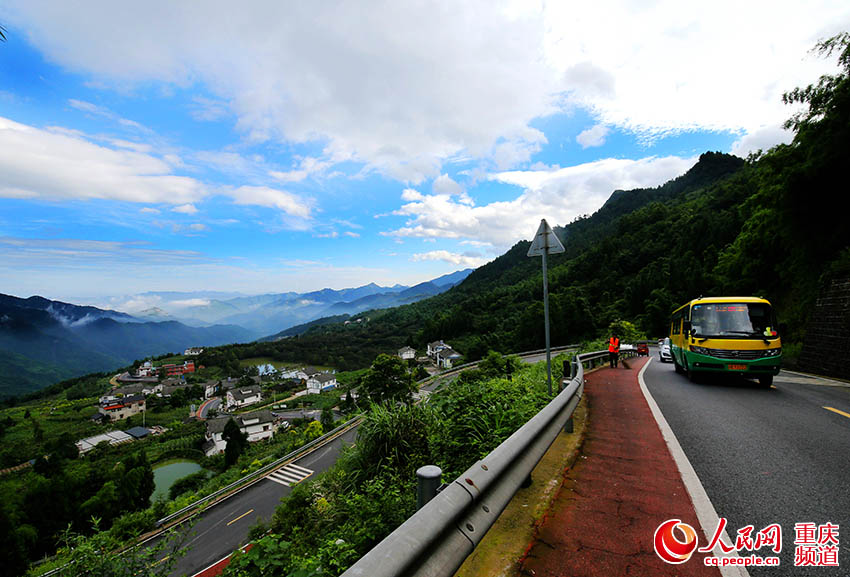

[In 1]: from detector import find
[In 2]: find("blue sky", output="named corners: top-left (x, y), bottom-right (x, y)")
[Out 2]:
top-left (1, 1), bottom-right (848, 305)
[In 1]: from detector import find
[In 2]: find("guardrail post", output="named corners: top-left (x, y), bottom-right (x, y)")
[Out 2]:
top-left (416, 465), bottom-right (442, 510)
top-left (570, 360), bottom-right (577, 380)
top-left (564, 417), bottom-right (574, 433)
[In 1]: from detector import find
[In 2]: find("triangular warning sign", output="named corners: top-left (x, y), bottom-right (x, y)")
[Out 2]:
top-left (527, 219), bottom-right (565, 257)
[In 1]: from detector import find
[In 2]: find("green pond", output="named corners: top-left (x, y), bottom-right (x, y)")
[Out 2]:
top-left (152, 459), bottom-right (205, 501)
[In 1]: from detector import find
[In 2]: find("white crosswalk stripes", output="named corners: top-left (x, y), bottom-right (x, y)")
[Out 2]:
top-left (266, 463), bottom-right (314, 487)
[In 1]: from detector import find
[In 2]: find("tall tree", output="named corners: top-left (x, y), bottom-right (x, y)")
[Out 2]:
top-left (223, 418), bottom-right (248, 467)
top-left (360, 354), bottom-right (415, 405)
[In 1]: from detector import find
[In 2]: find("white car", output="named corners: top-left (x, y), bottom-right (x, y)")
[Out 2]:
top-left (659, 337), bottom-right (672, 363)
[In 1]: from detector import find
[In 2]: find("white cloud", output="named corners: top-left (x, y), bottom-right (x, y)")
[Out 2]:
top-left (576, 124), bottom-right (609, 148)
top-left (0, 116), bottom-right (312, 217)
top-left (9, 1), bottom-right (847, 180)
top-left (543, 3), bottom-right (849, 141)
top-left (731, 123), bottom-right (793, 157)
top-left (0, 116), bottom-right (206, 205)
top-left (388, 155), bottom-right (696, 247)
top-left (344, 231), bottom-right (360, 238)
top-left (190, 96), bottom-right (230, 122)
top-left (172, 203), bottom-right (198, 214)
top-left (68, 98), bottom-right (152, 133)
top-left (401, 189), bottom-right (425, 202)
top-left (411, 250), bottom-right (490, 267)
top-left (432, 174), bottom-right (463, 195)
top-left (169, 298), bottom-right (211, 308)
top-left (7, 1), bottom-right (561, 181)
top-left (188, 223), bottom-right (208, 231)
top-left (140, 207), bottom-right (161, 214)
top-left (68, 99), bottom-right (105, 114)
top-left (229, 185), bottom-right (311, 218)
top-left (269, 156), bottom-right (333, 183)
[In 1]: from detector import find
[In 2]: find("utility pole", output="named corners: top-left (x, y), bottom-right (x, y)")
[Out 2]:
top-left (527, 219), bottom-right (565, 396)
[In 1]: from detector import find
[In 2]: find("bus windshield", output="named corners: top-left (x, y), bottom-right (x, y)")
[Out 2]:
top-left (690, 303), bottom-right (775, 338)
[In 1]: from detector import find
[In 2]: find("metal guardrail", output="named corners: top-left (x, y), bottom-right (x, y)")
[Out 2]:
top-left (341, 348), bottom-right (634, 577)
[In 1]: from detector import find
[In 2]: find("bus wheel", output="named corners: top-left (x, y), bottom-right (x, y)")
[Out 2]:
top-left (759, 375), bottom-right (773, 388)
top-left (673, 357), bottom-right (683, 374)
top-left (685, 360), bottom-right (697, 383)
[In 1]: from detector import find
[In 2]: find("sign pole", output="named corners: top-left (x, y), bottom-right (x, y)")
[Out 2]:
top-left (542, 240), bottom-right (552, 396)
top-left (527, 219), bottom-right (565, 397)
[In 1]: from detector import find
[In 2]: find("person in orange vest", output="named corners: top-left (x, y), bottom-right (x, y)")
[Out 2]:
top-left (608, 332), bottom-right (620, 368)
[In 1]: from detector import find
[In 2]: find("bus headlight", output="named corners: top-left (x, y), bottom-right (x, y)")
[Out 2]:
top-left (763, 348), bottom-right (782, 357)
top-left (690, 345), bottom-right (710, 355)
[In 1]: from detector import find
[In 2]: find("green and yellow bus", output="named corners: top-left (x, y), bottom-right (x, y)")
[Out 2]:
top-left (669, 296), bottom-right (781, 387)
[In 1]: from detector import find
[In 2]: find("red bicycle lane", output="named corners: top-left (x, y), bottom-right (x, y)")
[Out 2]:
top-left (519, 357), bottom-right (721, 577)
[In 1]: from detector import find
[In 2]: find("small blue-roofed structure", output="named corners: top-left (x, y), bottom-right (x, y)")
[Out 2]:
top-left (125, 426), bottom-right (151, 439)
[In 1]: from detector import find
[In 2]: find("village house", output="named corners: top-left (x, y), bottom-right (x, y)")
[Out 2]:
top-left (98, 394), bottom-right (146, 422)
top-left (279, 367), bottom-right (300, 379)
top-left (184, 347), bottom-right (204, 356)
top-left (134, 361), bottom-right (156, 377)
top-left (296, 366), bottom-right (321, 381)
top-left (203, 410), bottom-right (278, 456)
top-left (398, 346), bottom-right (416, 360)
top-left (427, 340), bottom-right (448, 358)
top-left (226, 385), bottom-right (263, 409)
top-left (436, 347), bottom-right (462, 369)
top-left (306, 373), bottom-right (338, 394)
top-left (159, 360), bottom-right (195, 377)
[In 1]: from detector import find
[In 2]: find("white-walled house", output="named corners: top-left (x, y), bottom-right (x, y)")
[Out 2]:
top-left (306, 373), bottom-right (338, 394)
top-left (436, 347), bottom-right (462, 369)
top-left (427, 340), bottom-right (448, 358)
top-left (296, 366), bottom-right (321, 381)
top-left (398, 346), bottom-right (416, 360)
top-left (226, 385), bottom-right (263, 409)
top-left (203, 410), bottom-right (277, 456)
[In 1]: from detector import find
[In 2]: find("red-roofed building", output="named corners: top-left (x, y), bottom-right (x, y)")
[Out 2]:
top-left (98, 395), bottom-right (146, 422)
top-left (160, 360), bottom-right (195, 377)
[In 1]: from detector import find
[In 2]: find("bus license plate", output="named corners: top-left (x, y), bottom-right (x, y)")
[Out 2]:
top-left (727, 364), bottom-right (747, 371)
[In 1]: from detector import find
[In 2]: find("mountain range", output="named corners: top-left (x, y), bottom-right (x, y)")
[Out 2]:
top-left (112, 269), bottom-right (471, 335)
top-left (0, 269), bottom-right (472, 398)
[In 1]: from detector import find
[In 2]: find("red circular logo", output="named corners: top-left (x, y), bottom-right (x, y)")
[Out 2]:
top-left (654, 519), bottom-right (698, 564)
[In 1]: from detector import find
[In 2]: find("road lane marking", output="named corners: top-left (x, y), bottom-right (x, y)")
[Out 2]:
top-left (638, 358), bottom-right (749, 577)
top-left (226, 508), bottom-right (254, 526)
top-left (824, 406), bottom-right (850, 419)
top-left (266, 463), bottom-right (314, 486)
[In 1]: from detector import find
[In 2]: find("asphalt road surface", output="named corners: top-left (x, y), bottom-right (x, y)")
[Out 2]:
top-left (643, 355), bottom-right (850, 575)
top-left (162, 426), bottom-right (358, 577)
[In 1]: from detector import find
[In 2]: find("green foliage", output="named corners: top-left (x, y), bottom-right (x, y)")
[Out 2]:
top-left (607, 320), bottom-right (644, 343)
top-left (230, 359), bottom-right (556, 577)
top-left (168, 469), bottom-right (210, 501)
top-left (359, 354), bottom-right (416, 405)
top-left (224, 418), bottom-right (249, 467)
top-left (476, 350), bottom-right (521, 379)
top-left (51, 518), bottom-right (187, 577)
